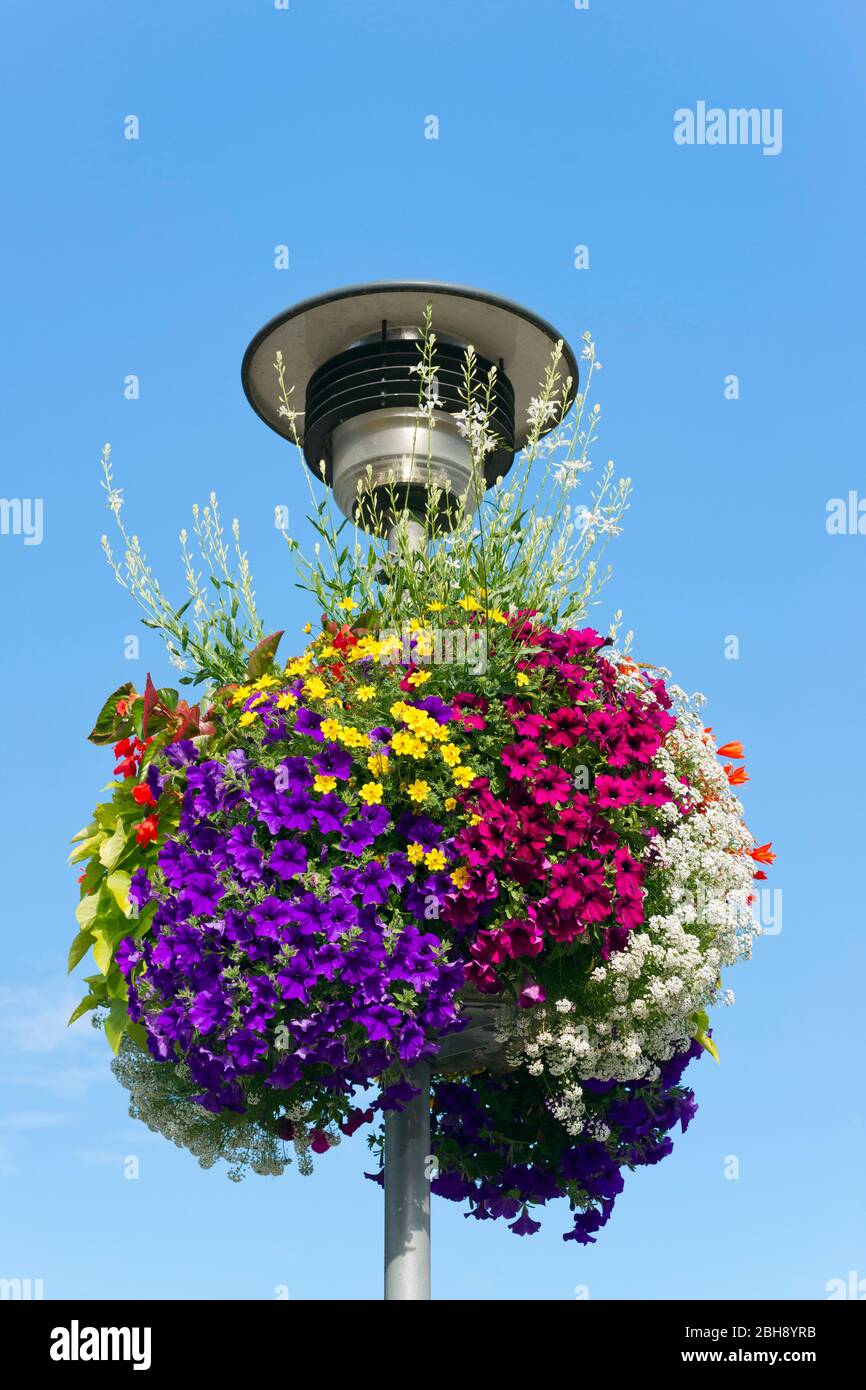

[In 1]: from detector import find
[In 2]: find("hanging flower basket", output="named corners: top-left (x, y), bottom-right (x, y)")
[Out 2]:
top-left (69, 323), bottom-right (773, 1242)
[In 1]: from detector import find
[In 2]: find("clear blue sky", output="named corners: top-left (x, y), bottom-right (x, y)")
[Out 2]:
top-left (1, 0), bottom-right (863, 1300)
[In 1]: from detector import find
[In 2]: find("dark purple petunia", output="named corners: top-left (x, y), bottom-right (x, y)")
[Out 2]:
top-left (128, 867), bottom-right (152, 909)
top-left (178, 871), bottom-right (225, 918)
top-left (293, 707), bottom-right (324, 741)
top-left (509, 1207), bottom-right (542, 1237)
top-left (311, 742), bottom-right (353, 780)
top-left (268, 839), bottom-right (308, 881)
top-left (164, 739), bottom-right (197, 768)
top-left (340, 818), bottom-right (376, 855)
top-left (189, 986), bottom-right (232, 1034)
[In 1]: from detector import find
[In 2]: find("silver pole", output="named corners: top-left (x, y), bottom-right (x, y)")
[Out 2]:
top-left (384, 1062), bottom-right (431, 1300)
top-left (383, 518), bottom-right (431, 1301)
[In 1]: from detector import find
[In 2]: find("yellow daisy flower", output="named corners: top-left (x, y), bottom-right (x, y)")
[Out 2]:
top-left (425, 849), bottom-right (446, 871)
top-left (406, 842), bottom-right (426, 865)
top-left (355, 685), bottom-right (375, 702)
top-left (238, 711), bottom-right (257, 727)
top-left (407, 779), bottom-right (430, 803)
top-left (367, 754), bottom-right (389, 777)
top-left (444, 797), bottom-right (457, 812)
top-left (516, 672), bottom-right (530, 687)
top-left (276, 692), bottom-right (297, 709)
top-left (337, 596), bottom-right (358, 611)
top-left (440, 742), bottom-right (461, 767)
top-left (359, 781), bottom-right (383, 805)
top-left (303, 676), bottom-right (329, 701)
top-left (407, 670), bottom-right (432, 687)
top-left (391, 730), bottom-right (423, 758)
top-left (452, 765), bottom-right (475, 788)
top-left (320, 718), bottom-right (342, 740)
top-left (339, 727), bottom-right (370, 749)
top-left (314, 774), bottom-right (337, 794)
top-left (451, 866), bottom-right (469, 889)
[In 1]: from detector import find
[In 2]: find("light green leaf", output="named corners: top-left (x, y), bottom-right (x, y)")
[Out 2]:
top-left (95, 803), bottom-right (120, 831)
top-left (70, 823), bottom-right (98, 845)
top-left (104, 999), bottom-right (129, 1055)
top-left (105, 870), bottom-right (131, 915)
top-left (99, 819), bottom-right (126, 870)
top-left (694, 1028), bottom-right (720, 1064)
top-left (74, 893), bottom-right (101, 931)
top-left (91, 927), bottom-right (116, 976)
top-left (67, 929), bottom-right (94, 974)
top-left (68, 833), bottom-right (105, 866)
top-left (68, 995), bottom-right (100, 1026)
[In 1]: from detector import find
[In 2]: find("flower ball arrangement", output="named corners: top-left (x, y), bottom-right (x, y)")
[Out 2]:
top-left (69, 330), bottom-right (772, 1243)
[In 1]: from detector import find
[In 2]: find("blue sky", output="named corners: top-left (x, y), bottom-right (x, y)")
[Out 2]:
top-left (1, 0), bottom-right (864, 1300)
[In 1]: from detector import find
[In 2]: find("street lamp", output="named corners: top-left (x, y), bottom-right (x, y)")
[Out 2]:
top-left (242, 281), bottom-right (578, 1299)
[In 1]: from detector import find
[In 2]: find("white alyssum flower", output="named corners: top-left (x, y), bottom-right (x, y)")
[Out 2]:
top-left (508, 679), bottom-right (759, 1086)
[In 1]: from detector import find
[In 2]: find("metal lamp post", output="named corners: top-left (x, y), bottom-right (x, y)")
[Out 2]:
top-left (242, 282), bottom-right (577, 1300)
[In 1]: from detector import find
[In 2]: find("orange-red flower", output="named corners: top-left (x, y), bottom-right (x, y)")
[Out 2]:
top-left (717, 740), bottom-right (745, 760)
top-left (750, 842), bottom-right (776, 866)
top-left (724, 763), bottom-right (749, 786)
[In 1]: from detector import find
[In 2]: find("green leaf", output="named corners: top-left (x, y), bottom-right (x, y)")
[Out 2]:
top-left (87, 682), bottom-right (135, 745)
top-left (68, 929), bottom-right (94, 974)
top-left (68, 995), bottom-right (100, 1026)
top-left (68, 833), bottom-right (104, 866)
top-left (70, 823), bottom-right (98, 845)
top-left (105, 870), bottom-right (131, 915)
top-left (130, 899), bottom-right (157, 938)
top-left (74, 893), bottom-right (101, 931)
top-left (92, 927), bottom-right (117, 975)
top-left (126, 1021), bottom-right (147, 1050)
top-left (106, 968), bottom-right (128, 1001)
top-left (246, 630), bottom-right (284, 681)
top-left (78, 859), bottom-right (104, 897)
top-left (129, 696), bottom-right (145, 738)
top-left (694, 1028), bottom-right (720, 1064)
top-left (99, 819), bottom-right (126, 871)
top-left (104, 999), bottom-right (130, 1055)
top-left (95, 802), bottom-right (119, 831)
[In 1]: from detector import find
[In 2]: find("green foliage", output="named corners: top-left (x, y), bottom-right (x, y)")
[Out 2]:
top-left (99, 447), bottom-right (265, 688)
